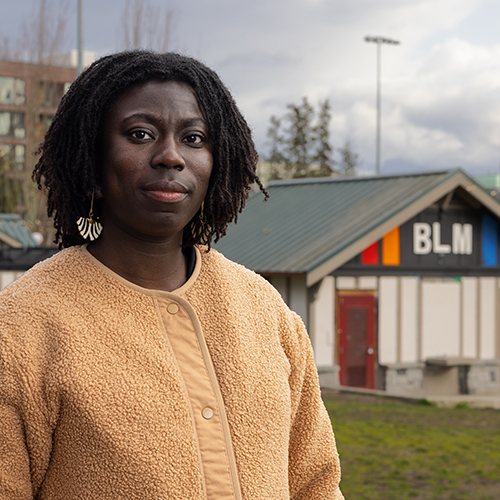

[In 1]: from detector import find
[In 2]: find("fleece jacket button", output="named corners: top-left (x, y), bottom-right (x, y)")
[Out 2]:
top-left (202, 407), bottom-right (214, 420)
top-left (167, 303), bottom-right (179, 315)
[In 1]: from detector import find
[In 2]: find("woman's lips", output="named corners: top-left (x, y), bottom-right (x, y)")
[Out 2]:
top-left (145, 190), bottom-right (187, 203)
top-left (142, 180), bottom-right (188, 203)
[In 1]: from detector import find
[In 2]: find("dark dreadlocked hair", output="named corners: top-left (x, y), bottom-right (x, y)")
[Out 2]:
top-left (33, 50), bottom-right (267, 248)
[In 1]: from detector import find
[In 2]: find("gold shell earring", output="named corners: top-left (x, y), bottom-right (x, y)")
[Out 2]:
top-left (191, 201), bottom-right (210, 244)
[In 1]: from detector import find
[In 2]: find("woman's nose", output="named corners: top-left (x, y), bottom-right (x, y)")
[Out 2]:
top-left (151, 137), bottom-right (185, 170)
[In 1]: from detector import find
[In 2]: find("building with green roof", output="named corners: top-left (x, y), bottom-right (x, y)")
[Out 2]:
top-left (215, 169), bottom-right (500, 397)
top-left (0, 213), bottom-right (39, 248)
top-left (0, 213), bottom-right (57, 290)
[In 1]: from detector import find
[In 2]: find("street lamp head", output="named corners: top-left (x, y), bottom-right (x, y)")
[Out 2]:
top-left (364, 35), bottom-right (400, 176)
top-left (364, 35), bottom-right (400, 45)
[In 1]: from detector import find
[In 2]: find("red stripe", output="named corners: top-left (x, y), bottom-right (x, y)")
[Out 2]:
top-left (361, 241), bottom-right (379, 265)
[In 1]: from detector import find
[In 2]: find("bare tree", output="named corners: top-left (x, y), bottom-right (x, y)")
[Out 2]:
top-left (0, 0), bottom-right (72, 245)
top-left (32, 1), bottom-right (68, 63)
top-left (27, 1), bottom-right (71, 244)
top-left (0, 37), bottom-right (12, 61)
top-left (119, 0), bottom-right (175, 52)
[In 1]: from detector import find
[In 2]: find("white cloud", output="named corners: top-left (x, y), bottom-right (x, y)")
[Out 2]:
top-left (3, 0), bottom-right (499, 174)
top-left (376, 36), bottom-right (500, 171)
top-left (188, 0), bottom-right (495, 174)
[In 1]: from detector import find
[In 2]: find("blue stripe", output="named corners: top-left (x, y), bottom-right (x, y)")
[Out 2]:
top-left (482, 214), bottom-right (498, 267)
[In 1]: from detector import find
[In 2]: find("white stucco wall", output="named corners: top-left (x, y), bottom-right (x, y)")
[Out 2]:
top-left (375, 275), bottom-right (497, 364)
top-left (461, 277), bottom-right (478, 358)
top-left (358, 276), bottom-right (377, 290)
top-left (311, 276), bottom-right (335, 368)
top-left (479, 277), bottom-right (496, 360)
top-left (400, 277), bottom-right (419, 363)
top-left (268, 276), bottom-right (288, 303)
top-left (289, 276), bottom-right (308, 325)
top-left (267, 276), bottom-right (308, 326)
top-left (378, 276), bottom-right (398, 364)
top-left (421, 280), bottom-right (460, 359)
top-left (271, 271), bottom-right (498, 383)
top-left (335, 276), bottom-right (356, 289)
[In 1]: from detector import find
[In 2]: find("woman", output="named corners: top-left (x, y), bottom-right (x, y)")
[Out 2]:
top-left (0, 51), bottom-right (343, 499)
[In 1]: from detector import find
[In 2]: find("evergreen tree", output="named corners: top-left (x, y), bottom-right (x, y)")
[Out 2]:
top-left (265, 96), bottom-right (341, 179)
top-left (338, 139), bottom-right (359, 176)
top-left (284, 97), bottom-right (315, 178)
top-left (267, 115), bottom-right (285, 181)
top-left (313, 99), bottom-right (334, 177)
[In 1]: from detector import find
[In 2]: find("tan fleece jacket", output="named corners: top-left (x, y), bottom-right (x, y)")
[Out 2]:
top-left (0, 245), bottom-right (343, 500)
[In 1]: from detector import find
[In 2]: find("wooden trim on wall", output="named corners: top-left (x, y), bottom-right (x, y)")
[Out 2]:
top-left (496, 279), bottom-right (500, 359)
top-left (397, 277), bottom-right (402, 363)
top-left (459, 279), bottom-right (464, 358)
top-left (417, 278), bottom-right (423, 362)
top-left (476, 278), bottom-right (481, 359)
top-left (307, 281), bottom-right (322, 349)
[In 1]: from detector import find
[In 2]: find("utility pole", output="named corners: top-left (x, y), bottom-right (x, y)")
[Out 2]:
top-left (364, 36), bottom-right (400, 176)
top-left (77, 0), bottom-right (83, 75)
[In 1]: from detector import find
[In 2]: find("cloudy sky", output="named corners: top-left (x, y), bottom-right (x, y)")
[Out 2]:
top-left (3, 0), bottom-right (500, 177)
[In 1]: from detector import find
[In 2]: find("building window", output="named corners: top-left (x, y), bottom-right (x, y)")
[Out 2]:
top-left (0, 77), bottom-right (26, 105)
top-left (39, 81), bottom-right (66, 108)
top-left (37, 114), bottom-right (52, 138)
top-left (0, 112), bottom-right (25, 138)
top-left (0, 144), bottom-right (25, 172)
top-left (0, 144), bottom-right (25, 213)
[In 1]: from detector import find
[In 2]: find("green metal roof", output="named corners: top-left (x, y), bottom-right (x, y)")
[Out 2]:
top-left (215, 169), bottom-right (499, 285)
top-left (0, 214), bottom-right (39, 248)
top-left (475, 174), bottom-right (500, 190)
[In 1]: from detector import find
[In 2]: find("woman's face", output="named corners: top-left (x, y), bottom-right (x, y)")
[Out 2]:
top-left (98, 80), bottom-right (213, 242)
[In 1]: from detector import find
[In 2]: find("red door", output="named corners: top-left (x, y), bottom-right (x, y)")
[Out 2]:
top-left (338, 295), bottom-right (376, 389)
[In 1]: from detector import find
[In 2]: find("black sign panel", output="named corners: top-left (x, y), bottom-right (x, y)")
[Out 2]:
top-left (400, 209), bottom-right (480, 267)
top-left (337, 207), bottom-right (500, 276)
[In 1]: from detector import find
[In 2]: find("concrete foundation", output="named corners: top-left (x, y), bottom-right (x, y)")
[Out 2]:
top-left (383, 359), bottom-right (500, 397)
top-left (468, 362), bottom-right (500, 395)
top-left (385, 363), bottom-right (425, 396)
top-left (318, 365), bottom-right (340, 389)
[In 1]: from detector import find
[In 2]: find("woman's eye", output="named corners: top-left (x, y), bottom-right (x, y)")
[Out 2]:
top-left (130, 130), bottom-right (153, 140)
top-left (184, 133), bottom-right (204, 144)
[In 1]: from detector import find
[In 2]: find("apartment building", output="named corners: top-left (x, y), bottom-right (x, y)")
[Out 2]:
top-left (0, 60), bottom-right (76, 225)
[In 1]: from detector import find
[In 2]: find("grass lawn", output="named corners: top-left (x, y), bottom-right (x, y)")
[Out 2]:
top-left (324, 392), bottom-right (500, 500)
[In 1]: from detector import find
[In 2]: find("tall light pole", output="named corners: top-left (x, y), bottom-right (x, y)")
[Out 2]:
top-left (364, 36), bottom-right (400, 176)
top-left (77, 0), bottom-right (84, 75)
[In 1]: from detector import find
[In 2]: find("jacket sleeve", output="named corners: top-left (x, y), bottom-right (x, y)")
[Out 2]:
top-left (0, 331), bottom-right (54, 500)
top-left (285, 313), bottom-right (344, 500)
top-left (0, 339), bottom-right (33, 500)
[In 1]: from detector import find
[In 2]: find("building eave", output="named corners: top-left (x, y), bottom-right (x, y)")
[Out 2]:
top-left (305, 170), bottom-right (487, 286)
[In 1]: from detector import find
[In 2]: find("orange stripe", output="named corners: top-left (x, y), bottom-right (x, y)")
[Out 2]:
top-left (382, 227), bottom-right (400, 265)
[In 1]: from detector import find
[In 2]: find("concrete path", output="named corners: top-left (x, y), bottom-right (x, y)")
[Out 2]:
top-left (426, 394), bottom-right (500, 409)
top-left (321, 387), bottom-right (500, 410)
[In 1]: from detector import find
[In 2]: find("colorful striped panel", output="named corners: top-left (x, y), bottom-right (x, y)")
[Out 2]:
top-left (481, 214), bottom-right (498, 267)
top-left (382, 227), bottom-right (400, 266)
top-left (361, 241), bottom-right (379, 264)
